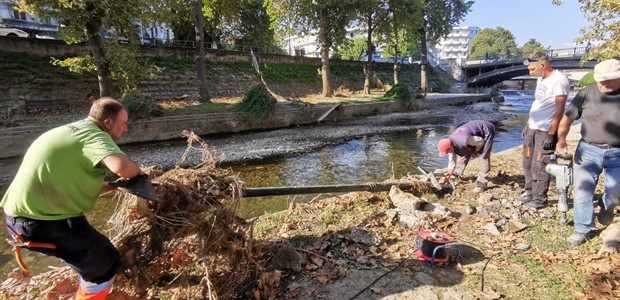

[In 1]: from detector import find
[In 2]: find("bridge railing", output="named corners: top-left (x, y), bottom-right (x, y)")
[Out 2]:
top-left (466, 46), bottom-right (587, 66)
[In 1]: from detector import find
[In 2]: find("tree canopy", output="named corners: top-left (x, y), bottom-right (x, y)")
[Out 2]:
top-left (520, 38), bottom-right (547, 56)
top-left (553, 0), bottom-right (620, 59)
top-left (468, 27), bottom-right (519, 60)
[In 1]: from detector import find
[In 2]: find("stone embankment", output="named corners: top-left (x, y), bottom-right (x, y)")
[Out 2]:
top-left (0, 94), bottom-right (491, 159)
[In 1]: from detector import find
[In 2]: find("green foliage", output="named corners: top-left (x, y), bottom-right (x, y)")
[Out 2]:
top-left (469, 27), bottom-right (520, 60)
top-left (232, 0), bottom-right (281, 53)
top-left (520, 38), bottom-right (548, 55)
top-left (51, 55), bottom-right (97, 74)
top-left (51, 41), bottom-right (160, 92)
top-left (553, 0), bottom-right (620, 60)
top-left (120, 92), bottom-right (159, 120)
top-left (424, 0), bottom-right (474, 44)
top-left (330, 52), bottom-right (342, 60)
top-left (237, 84), bottom-right (277, 118)
top-left (337, 36), bottom-right (367, 61)
top-left (576, 71), bottom-right (595, 87)
top-left (384, 84), bottom-right (411, 101)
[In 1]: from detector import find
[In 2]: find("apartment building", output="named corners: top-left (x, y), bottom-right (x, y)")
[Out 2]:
top-left (0, 0), bottom-right (60, 38)
top-left (430, 26), bottom-right (480, 80)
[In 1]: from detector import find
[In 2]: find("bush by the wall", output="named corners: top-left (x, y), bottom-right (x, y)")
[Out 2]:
top-left (384, 84), bottom-right (412, 101)
top-left (576, 72), bottom-right (595, 88)
top-left (237, 84), bottom-right (276, 118)
top-left (121, 92), bottom-right (159, 120)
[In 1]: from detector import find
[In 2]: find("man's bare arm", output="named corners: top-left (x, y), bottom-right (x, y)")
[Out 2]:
top-left (102, 153), bottom-right (143, 179)
top-left (548, 95), bottom-right (568, 135)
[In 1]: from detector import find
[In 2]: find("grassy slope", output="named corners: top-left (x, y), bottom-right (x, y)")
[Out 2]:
top-left (0, 51), bottom-right (447, 93)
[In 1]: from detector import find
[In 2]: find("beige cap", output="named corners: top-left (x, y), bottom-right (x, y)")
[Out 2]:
top-left (594, 59), bottom-right (620, 81)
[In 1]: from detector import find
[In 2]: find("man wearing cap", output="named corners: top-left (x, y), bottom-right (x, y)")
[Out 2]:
top-left (556, 59), bottom-right (620, 246)
top-left (437, 120), bottom-right (495, 192)
top-left (521, 51), bottom-right (570, 209)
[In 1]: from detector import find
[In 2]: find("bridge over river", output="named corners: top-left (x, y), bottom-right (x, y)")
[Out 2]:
top-left (462, 47), bottom-right (595, 87)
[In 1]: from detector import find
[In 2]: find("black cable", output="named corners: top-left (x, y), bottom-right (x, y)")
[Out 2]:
top-left (480, 253), bottom-right (498, 292)
top-left (347, 253), bottom-right (411, 300)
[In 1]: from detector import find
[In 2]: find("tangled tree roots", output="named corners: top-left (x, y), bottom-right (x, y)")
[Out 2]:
top-left (108, 132), bottom-right (256, 299)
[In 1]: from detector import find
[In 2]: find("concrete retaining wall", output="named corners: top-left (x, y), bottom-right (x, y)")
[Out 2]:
top-left (0, 96), bottom-right (487, 159)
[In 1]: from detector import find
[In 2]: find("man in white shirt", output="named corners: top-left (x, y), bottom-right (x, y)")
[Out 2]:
top-left (521, 51), bottom-right (570, 209)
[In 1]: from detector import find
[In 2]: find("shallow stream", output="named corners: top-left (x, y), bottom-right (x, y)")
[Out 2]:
top-left (0, 93), bottom-right (534, 276)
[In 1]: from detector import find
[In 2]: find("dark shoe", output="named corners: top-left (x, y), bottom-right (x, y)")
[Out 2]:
top-left (597, 207), bottom-right (616, 226)
top-left (524, 200), bottom-right (547, 210)
top-left (567, 232), bottom-right (591, 246)
top-left (473, 181), bottom-right (487, 193)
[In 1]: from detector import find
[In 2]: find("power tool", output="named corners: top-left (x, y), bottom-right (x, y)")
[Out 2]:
top-left (543, 154), bottom-right (573, 224)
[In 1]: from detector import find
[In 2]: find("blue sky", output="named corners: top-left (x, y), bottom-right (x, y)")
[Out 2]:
top-left (460, 0), bottom-right (590, 49)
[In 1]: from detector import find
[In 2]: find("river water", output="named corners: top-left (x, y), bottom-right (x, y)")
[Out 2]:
top-left (0, 92), bottom-right (535, 276)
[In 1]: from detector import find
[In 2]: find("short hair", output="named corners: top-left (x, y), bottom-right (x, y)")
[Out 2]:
top-left (523, 51), bottom-right (550, 65)
top-left (88, 97), bottom-right (126, 121)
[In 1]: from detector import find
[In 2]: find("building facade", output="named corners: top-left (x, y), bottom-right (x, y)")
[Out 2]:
top-left (282, 27), bottom-right (368, 58)
top-left (0, 0), bottom-right (60, 38)
top-left (430, 26), bottom-right (480, 80)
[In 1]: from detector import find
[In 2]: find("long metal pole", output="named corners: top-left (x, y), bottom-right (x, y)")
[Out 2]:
top-left (243, 182), bottom-right (415, 197)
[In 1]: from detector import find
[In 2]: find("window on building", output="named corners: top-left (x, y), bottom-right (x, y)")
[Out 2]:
top-left (13, 9), bottom-right (27, 20)
top-left (44, 16), bottom-right (52, 24)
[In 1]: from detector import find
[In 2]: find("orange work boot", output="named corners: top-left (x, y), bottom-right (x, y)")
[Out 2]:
top-left (75, 286), bottom-right (111, 300)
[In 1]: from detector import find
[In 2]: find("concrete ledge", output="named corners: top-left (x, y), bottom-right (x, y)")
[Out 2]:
top-left (0, 95), bottom-right (487, 159)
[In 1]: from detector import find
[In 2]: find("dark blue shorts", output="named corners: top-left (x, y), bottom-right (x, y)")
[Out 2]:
top-left (5, 215), bottom-right (119, 284)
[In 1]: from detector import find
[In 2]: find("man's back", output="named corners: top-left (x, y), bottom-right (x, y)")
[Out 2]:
top-left (1, 119), bottom-right (122, 220)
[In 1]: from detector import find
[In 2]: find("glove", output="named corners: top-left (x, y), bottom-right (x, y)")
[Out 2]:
top-left (542, 134), bottom-right (558, 150)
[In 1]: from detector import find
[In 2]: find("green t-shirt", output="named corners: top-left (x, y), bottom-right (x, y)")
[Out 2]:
top-left (1, 119), bottom-right (123, 220)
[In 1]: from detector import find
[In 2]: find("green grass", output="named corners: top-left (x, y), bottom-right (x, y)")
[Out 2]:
top-left (0, 52), bottom-right (88, 85)
top-left (509, 254), bottom-right (577, 300)
top-left (522, 215), bottom-right (598, 253)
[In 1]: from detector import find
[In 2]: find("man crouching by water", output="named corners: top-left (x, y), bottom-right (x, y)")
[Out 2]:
top-left (1, 97), bottom-right (142, 299)
top-left (437, 120), bottom-right (495, 193)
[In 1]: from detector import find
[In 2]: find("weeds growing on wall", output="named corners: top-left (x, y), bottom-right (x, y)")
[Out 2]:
top-left (237, 84), bottom-right (277, 118)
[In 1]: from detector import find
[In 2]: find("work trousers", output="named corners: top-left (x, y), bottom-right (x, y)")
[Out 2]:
top-left (454, 148), bottom-right (492, 184)
top-left (5, 215), bottom-right (119, 284)
top-left (572, 140), bottom-right (620, 233)
top-left (522, 127), bottom-right (555, 203)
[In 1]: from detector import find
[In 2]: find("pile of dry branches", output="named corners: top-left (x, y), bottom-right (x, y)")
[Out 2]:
top-left (108, 132), bottom-right (257, 299)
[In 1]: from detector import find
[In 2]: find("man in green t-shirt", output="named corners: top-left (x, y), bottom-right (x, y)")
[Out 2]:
top-left (1, 97), bottom-right (142, 299)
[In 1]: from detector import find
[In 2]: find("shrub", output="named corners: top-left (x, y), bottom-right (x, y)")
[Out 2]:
top-left (237, 84), bottom-right (276, 118)
top-left (121, 92), bottom-right (159, 120)
top-left (384, 84), bottom-right (412, 101)
top-left (576, 72), bottom-right (595, 88)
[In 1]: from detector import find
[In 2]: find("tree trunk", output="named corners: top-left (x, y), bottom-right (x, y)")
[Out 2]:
top-left (363, 13), bottom-right (373, 95)
top-left (419, 22), bottom-right (428, 96)
top-left (194, 0), bottom-right (211, 103)
top-left (84, 1), bottom-right (111, 97)
top-left (319, 8), bottom-right (333, 97)
top-left (393, 32), bottom-right (399, 85)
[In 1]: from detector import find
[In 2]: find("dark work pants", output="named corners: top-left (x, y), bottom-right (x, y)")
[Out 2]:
top-left (522, 127), bottom-right (555, 203)
top-left (5, 215), bottom-right (119, 284)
